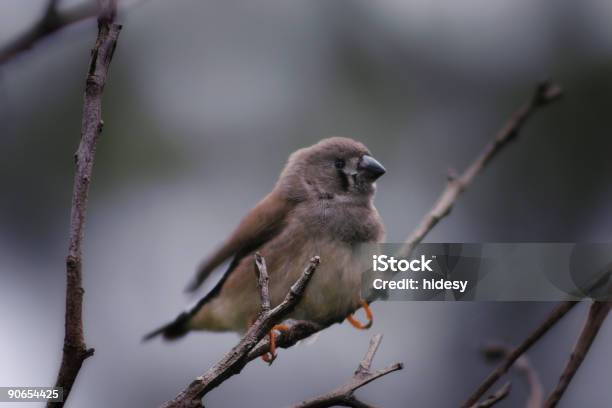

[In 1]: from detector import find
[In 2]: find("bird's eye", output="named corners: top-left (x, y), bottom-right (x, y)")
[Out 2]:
top-left (334, 158), bottom-right (346, 169)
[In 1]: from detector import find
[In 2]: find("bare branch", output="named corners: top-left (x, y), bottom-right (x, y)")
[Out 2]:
top-left (483, 344), bottom-right (543, 408)
top-left (544, 301), bottom-right (611, 407)
top-left (254, 252), bottom-right (271, 312)
top-left (289, 334), bottom-right (403, 408)
top-left (470, 383), bottom-right (511, 408)
top-left (398, 81), bottom-right (563, 259)
top-left (462, 301), bottom-right (577, 407)
top-left (160, 255), bottom-right (320, 408)
top-left (0, 0), bottom-right (151, 65)
top-left (0, 0), bottom-right (98, 64)
top-left (47, 2), bottom-right (121, 407)
top-left (358, 332), bottom-right (383, 373)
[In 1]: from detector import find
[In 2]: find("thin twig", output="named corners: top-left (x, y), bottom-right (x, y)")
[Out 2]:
top-left (398, 81), bottom-right (563, 259)
top-left (47, 2), bottom-right (121, 407)
top-left (470, 383), bottom-right (511, 408)
top-left (254, 253), bottom-right (271, 312)
top-left (0, 0), bottom-right (149, 65)
top-left (544, 301), bottom-right (611, 407)
top-left (0, 0), bottom-right (98, 64)
top-left (483, 344), bottom-right (543, 408)
top-left (160, 255), bottom-right (320, 408)
top-left (519, 358), bottom-right (544, 408)
top-left (462, 301), bottom-right (577, 407)
top-left (289, 334), bottom-right (403, 408)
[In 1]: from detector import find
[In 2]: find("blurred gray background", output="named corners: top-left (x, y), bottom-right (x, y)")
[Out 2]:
top-left (1, 0), bottom-right (612, 407)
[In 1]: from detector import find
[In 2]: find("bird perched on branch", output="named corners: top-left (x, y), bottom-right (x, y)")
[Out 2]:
top-left (144, 137), bottom-right (386, 362)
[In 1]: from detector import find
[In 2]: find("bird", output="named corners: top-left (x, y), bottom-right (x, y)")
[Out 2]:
top-left (144, 137), bottom-right (386, 362)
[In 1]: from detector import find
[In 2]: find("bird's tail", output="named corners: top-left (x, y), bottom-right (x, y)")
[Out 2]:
top-left (142, 312), bottom-right (191, 342)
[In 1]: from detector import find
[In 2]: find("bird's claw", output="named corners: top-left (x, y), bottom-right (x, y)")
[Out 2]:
top-left (261, 324), bottom-right (290, 365)
top-left (346, 300), bottom-right (373, 330)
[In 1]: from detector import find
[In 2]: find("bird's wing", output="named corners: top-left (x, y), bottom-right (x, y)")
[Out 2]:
top-left (185, 190), bottom-right (294, 292)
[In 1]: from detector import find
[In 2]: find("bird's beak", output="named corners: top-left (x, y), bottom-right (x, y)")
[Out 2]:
top-left (359, 155), bottom-right (386, 180)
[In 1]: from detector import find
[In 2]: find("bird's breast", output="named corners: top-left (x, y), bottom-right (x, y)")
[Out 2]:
top-left (295, 196), bottom-right (384, 244)
top-left (280, 237), bottom-right (365, 325)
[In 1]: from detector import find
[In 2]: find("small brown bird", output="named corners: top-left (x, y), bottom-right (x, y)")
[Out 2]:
top-left (145, 137), bottom-right (386, 360)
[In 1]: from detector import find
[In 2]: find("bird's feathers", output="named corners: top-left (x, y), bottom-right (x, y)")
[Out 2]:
top-left (145, 191), bottom-right (295, 340)
top-left (185, 190), bottom-right (295, 292)
top-left (142, 311), bottom-right (191, 341)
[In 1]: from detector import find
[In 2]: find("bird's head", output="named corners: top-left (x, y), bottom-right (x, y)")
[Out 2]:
top-left (280, 137), bottom-right (386, 200)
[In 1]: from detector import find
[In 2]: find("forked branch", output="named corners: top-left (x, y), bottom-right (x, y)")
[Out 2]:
top-left (290, 334), bottom-right (403, 408)
top-left (470, 383), bottom-right (511, 408)
top-left (160, 254), bottom-right (320, 408)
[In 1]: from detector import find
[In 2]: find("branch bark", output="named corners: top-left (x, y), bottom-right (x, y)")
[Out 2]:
top-left (160, 254), bottom-right (320, 408)
top-left (544, 301), bottom-right (611, 407)
top-left (289, 334), bottom-right (403, 408)
top-left (47, 2), bottom-right (121, 407)
top-left (398, 81), bottom-right (562, 259)
top-left (470, 383), bottom-right (511, 408)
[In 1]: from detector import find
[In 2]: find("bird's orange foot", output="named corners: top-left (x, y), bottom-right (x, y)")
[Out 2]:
top-left (261, 324), bottom-right (290, 365)
top-left (346, 300), bottom-right (373, 330)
